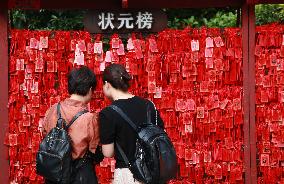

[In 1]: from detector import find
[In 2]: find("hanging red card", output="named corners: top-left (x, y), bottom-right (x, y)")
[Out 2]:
top-left (99, 61), bottom-right (105, 72)
top-left (146, 58), bottom-right (155, 72)
top-left (170, 74), bottom-right (178, 83)
top-left (16, 59), bottom-right (25, 71)
top-left (262, 142), bottom-right (271, 154)
top-left (127, 38), bottom-right (135, 50)
top-left (87, 43), bottom-right (94, 54)
top-left (215, 164), bottom-right (223, 180)
top-left (29, 38), bottom-right (38, 49)
top-left (205, 48), bottom-right (213, 58)
top-left (255, 45), bottom-right (262, 57)
top-left (74, 50), bottom-right (85, 65)
top-left (205, 58), bottom-right (213, 69)
top-left (77, 40), bottom-right (86, 52)
top-left (179, 162), bottom-right (188, 177)
top-left (154, 87), bottom-right (162, 99)
top-left (262, 75), bottom-right (271, 87)
top-left (94, 42), bottom-right (103, 54)
top-left (204, 151), bottom-right (212, 163)
top-left (31, 95), bottom-right (40, 108)
top-left (260, 154), bottom-right (270, 166)
top-left (182, 62), bottom-right (192, 78)
top-left (214, 36), bottom-right (224, 48)
top-left (185, 123), bottom-right (193, 134)
top-left (9, 134), bottom-right (18, 146)
top-left (191, 52), bottom-right (199, 63)
top-left (226, 48), bottom-right (234, 57)
top-left (70, 39), bottom-right (77, 51)
top-left (46, 60), bottom-right (55, 72)
top-left (49, 39), bottom-right (57, 51)
top-left (134, 39), bottom-right (143, 59)
top-left (232, 98), bottom-right (242, 111)
top-left (35, 57), bottom-right (44, 72)
top-left (191, 40), bottom-right (199, 51)
top-left (111, 38), bottom-right (120, 49)
top-left (186, 99), bottom-right (195, 111)
top-left (117, 44), bottom-right (125, 56)
top-left (206, 37), bottom-right (214, 48)
top-left (57, 37), bottom-right (65, 50)
top-left (104, 51), bottom-right (112, 63)
top-left (197, 107), bottom-right (205, 119)
top-left (280, 46), bottom-right (284, 57)
top-left (272, 109), bottom-right (282, 122)
top-left (21, 151), bottom-right (31, 164)
top-left (149, 38), bottom-right (158, 53)
top-left (235, 48), bottom-right (242, 59)
top-left (29, 168), bottom-right (37, 181)
top-left (148, 71), bottom-right (156, 94)
top-left (270, 53), bottom-right (277, 67)
top-left (111, 51), bottom-right (119, 62)
top-left (200, 81), bottom-right (209, 92)
top-left (260, 90), bottom-right (269, 103)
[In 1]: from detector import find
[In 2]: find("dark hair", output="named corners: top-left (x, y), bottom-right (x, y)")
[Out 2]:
top-left (68, 66), bottom-right (97, 96)
top-left (103, 64), bottom-right (131, 92)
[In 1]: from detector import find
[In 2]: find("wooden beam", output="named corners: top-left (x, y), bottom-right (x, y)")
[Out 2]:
top-left (256, 0), bottom-right (284, 4)
top-left (40, 0), bottom-right (122, 9)
top-left (8, 0), bottom-right (283, 10)
top-left (0, 2), bottom-right (9, 184)
top-left (241, 3), bottom-right (251, 184)
top-left (23, 0), bottom-right (245, 9)
top-left (128, 0), bottom-right (244, 8)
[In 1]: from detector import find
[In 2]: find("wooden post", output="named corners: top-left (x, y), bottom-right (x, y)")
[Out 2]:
top-left (0, 1), bottom-right (10, 183)
top-left (242, 3), bottom-right (257, 184)
top-left (242, 3), bottom-right (251, 184)
top-left (248, 4), bottom-right (257, 184)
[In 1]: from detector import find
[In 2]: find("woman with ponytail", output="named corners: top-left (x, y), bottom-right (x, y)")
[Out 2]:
top-left (99, 64), bottom-right (164, 184)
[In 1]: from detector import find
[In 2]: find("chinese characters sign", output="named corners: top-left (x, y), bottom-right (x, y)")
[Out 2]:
top-left (98, 12), bottom-right (153, 30)
top-left (84, 10), bottom-right (167, 33)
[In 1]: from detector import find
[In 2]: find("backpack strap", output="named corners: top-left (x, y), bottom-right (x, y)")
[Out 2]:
top-left (109, 105), bottom-right (139, 132)
top-left (66, 109), bottom-right (89, 129)
top-left (146, 101), bottom-right (152, 125)
top-left (148, 100), bottom-right (158, 125)
top-left (109, 105), bottom-right (139, 168)
top-left (116, 143), bottom-right (132, 168)
top-left (56, 102), bottom-right (88, 129)
top-left (57, 103), bottom-right (62, 119)
top-left (56, 103), bottom-right (66, 128)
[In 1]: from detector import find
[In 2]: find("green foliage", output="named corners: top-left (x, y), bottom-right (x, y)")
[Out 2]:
top-left (255, 4), bottom-right (284, 25)
top-left (10, 4), bottom-right (284, 30)
top-left (203, 12), bottom-right (237, 28)
top-left (166, 8), bottom-right (238, 28)
top-left (10, 9), bottom-right (85, 30)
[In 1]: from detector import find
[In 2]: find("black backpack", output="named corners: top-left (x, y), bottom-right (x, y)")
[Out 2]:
top-left (110, 102), bottom-right (177, 184)
top-left (36, 103), bottom-right (88, 183)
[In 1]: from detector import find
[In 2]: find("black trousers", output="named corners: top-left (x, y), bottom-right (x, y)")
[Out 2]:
top-left (45, 161), bottom-right (98, 184)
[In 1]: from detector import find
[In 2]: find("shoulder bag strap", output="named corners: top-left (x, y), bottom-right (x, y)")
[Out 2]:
top-left (66, 109), bottom-right (89, 129)
top-left (116, 143), bottom-right (132, 168)
top-left (109, 105), bottom-right (139, 132)
top-left (109, 105), bottom-right (138, 167)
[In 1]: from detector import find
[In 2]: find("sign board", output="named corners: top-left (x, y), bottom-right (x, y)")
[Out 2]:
top-left (84, 10), bottom-right (167, 34)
